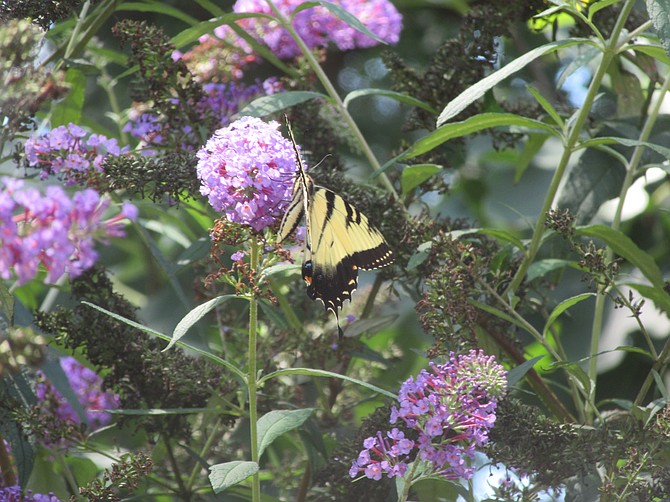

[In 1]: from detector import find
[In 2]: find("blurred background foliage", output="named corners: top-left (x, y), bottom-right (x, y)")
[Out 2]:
top-left (1, 0), bottom-right (670, 500)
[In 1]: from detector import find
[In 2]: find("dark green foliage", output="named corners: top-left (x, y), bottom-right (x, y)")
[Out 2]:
top-left (102, 151), bottom-right (201, 203)
top-left (34, 268), bottom-right (231, 439)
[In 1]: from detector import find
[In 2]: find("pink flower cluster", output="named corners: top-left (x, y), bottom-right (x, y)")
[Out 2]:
top-left (24, 124), bottom-right (123, 185)
top-left (350, 351), bottom-right (507, 481)
top-left (0, 178), bottom-right (137, 285)
top-left (213, 0), bottom-right (403, 60)
top-left (196, 116), bottom-right (299, 231)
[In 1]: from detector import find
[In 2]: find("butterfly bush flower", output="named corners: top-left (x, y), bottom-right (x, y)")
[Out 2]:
top-left (350, 350), bottom-right (507, 481)
top-left (229, 0), bottom-right (403, 59)
top-left (196, 116), bottom-right (298, 231)
top-left (35, 356), bottom-right (120, 447)
top-left (0, 485), bottom-right (61, 501)
top-left (24, 124), bottom-right (124, 185)
top-left (0, 178), bottom-right (137, 285)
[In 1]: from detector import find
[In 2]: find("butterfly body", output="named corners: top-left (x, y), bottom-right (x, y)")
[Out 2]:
top-left (278, 144), bottom-right (393, 338)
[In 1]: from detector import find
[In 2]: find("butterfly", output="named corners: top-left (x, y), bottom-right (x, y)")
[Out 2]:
top-left (278, 123), bottom-right (394, 338)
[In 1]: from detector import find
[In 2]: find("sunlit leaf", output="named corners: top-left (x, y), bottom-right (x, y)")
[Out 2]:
top-left (257, 409), bottom-right (314, 457)
top-left (543, 293), bottom-right (595, 338)
top-left (240, 91), bottom-right (329, 117)
top-left (401, 164), bottom-right (443, 195)
top-left (209, 461), bottom-right (259, 493)
top-left (437, 38), bottom-right (593, 125)
top-left (165, 295), bottom-right (237, 351)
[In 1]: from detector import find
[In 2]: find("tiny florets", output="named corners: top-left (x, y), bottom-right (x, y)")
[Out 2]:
top-left (0, 178), bottom-right (136, 284)
top-left (350, 350), bottom-right (507, 482)
top-left (196, 116), bottom-right (298, 231)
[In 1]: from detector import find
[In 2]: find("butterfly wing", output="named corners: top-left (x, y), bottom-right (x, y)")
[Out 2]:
top-left (306, 186), bottom-right (393, 319)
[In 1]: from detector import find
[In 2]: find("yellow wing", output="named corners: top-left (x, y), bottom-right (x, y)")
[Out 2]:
top-left (304, 186), bottom-right (393, 336)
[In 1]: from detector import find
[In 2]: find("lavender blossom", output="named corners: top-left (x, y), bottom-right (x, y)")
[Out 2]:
top-left (196, 116), bottom-right (298, 231)
top-left (350, 350), bottom-right (507, 481)
top-left (0, 178), bottom-right (137, 285)
top-left (35, 356), bottom-right (120, 446)
top-left (0, 486), bottom-right (60, 502)
top-left (24, 124), bottom-right (124, 185)
top-left (230, 0), bottom-right (403, 59)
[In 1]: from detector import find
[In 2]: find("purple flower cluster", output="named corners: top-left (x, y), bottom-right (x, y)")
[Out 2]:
top-left (229, 0), bottom-right (403, 59)
top-left (196, 116), bottom-right (298, 231)
top-left (36, 356), bottom-right (120, 434)
top-left (0, 486), bottom-right (60, 502)
top-left (124, 78), bottom-right (281, 154)
top-left (350, 350), bottom-right (507, 481)
top-left (0, 178), bottom-right (137, 285)
top-left (24, 124), bottom-right (123, 185)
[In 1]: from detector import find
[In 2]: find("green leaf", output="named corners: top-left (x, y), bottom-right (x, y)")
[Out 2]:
top-left (106, 407), bottom-right (222, 415)
top-left (40, 357), bottom-right (88, 424)
top-left (556, 146), bottom-right (626, 224)
top-left (646, 0), bottom-right (670, 57)
top-left (0, 281), bottom-right (13, 325)
top-left (437, 38), bottom-right (593, 125)
top-left (118, 1), bottom-right (199, 24)
top-left (507, 355), bottom-right (545, 386)
top-left (293, 2), bottom-right (386, 45)
top-left (406, 241), bottom-right (432, 271)
top-left (543, 293), bottom-right (595, 338)
top-left (194, 0), bottom-right (226, 16)
top-left (170, 13), bottom-right (270, 48)
top-left (469, 300), bottom-right (530, 334)
top-left (628, 43), bottom-right (670, 65)
top-left (343, 89), bottom-right (437, 114)
top-left (257, 409), bottom-right (314, 458)
top-left (527, 258), bottom-right (575, 282)
top-left (403, 113), bottom-right (558, 160)
top-left (0, 374), bottom-right (36, 484)
top-left (616, 70), bottom-right (645, 119)
top-left (343, 315), bottom-right (396, 338)
top-left (589, 0), bottom-right (622, 20)
top-left (259, 368), bottom-right (396, 400)
top-left (576, 136), bottom-right (670, 160)
top-left (401, 164), bottom-right (443, 195)
top-left (577, 225), bottom-right (665, 291)
top-left (449, 227), bottom-right (525, 251)
top-left (526, 85), bottom-right (563, 127)
top-left (515, 134), bottom-right (549, 183)
top-left (50, 68), bottom-right (86, 127)
top-left (240, 91), bottom-right (329, 117)
top-left (209, 461), bottom-right (259, 493)
top-left (165, 295), bottom-right (237, 351)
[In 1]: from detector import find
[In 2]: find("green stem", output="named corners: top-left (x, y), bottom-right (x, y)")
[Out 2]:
top-left (505, 0), bottom-right (637, 297)
top-left (248, 238), bottom-right (261, 501)
top-left (398, 461), bottom-right (421, 502)
top-left (264, 0), bottom-right (398, 198)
